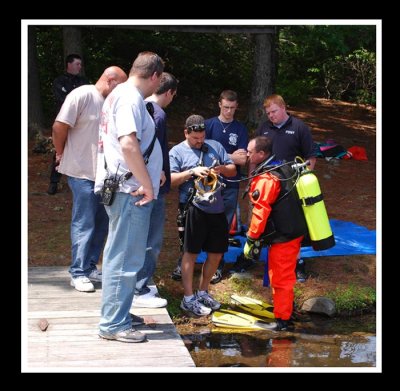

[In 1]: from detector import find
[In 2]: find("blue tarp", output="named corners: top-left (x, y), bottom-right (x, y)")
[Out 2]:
top-left (196, 219), bottom-right (376, 264)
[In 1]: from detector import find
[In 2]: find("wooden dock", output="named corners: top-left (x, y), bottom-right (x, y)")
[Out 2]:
top-left (24, 267), bottom-right (195, 371)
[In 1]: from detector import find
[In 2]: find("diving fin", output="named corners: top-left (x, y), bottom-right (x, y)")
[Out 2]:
top-left (212, 309), bottom-right (277, 331)
top-left (230, 294), bottom-right (275, 319)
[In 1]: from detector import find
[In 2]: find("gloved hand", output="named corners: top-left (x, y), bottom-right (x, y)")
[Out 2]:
top-left (243, 237), bottom-right (262, 261)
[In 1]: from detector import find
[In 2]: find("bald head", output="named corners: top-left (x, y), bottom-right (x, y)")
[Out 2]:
top-left (96, 66), bottom-right (127, 97)
top-left (103, 66), bottom-right (128, 83)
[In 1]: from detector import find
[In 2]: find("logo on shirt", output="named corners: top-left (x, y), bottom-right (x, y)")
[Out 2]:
top-left (229, 133), bottom-right (238, 146)
top-left (285, 130), bottom-right (295, 135)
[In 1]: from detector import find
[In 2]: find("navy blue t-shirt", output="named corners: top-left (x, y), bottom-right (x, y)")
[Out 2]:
top-left (205, 116), bottom-right (248, 188)
top-left (255, 115), bottom-right (315, 162)
top-left (145, 101), bottom-right (171, 195)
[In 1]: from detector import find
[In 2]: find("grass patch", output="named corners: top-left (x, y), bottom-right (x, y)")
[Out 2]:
top-left (326, 284), bottom-right (376, 315)
top-left (158, 286), bottom-right (182, 319)
top-left (229, 276), bottom-right (256, 295)
top-left (293, 285), bottom-right (305, 305)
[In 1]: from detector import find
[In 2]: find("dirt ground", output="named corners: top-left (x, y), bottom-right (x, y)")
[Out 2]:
top-left (26, 98), bottom-right (377, 324)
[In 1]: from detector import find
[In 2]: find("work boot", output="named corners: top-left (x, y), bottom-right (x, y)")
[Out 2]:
top-left (229, 254), bottom-right (256, 274)
top-left (47, 182), bottom-right (58, 195)
top-left (295, 258), bottom-right (307, 282)
top-left (274, 318), bottom-right (294, 331)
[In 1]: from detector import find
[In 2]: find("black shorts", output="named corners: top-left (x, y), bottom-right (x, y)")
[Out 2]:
top-left (184, 205), bottom-right (228, 254)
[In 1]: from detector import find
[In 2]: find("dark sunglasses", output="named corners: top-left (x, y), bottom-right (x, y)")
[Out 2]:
top-left (187, 123), bottom-right (205, 132)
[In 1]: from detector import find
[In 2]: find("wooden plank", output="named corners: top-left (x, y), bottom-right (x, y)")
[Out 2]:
top-left (28, 310), bottom-right (100, 319)
top-left (28, 338), bottom-right (185, 348)
top-left (28, 358), bottom-right (195, 367)
top-left (27, 313), bottom-right (171, 328)
top-left (28, 266), bottom-right (70, 276)
top-left (25, 266), bottom-right (195, 369)
top-left (28, 324), bottom-right (179, 337)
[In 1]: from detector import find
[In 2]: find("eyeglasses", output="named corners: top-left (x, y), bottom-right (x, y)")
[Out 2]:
top-left (187, 123), bottom-right (205, 132)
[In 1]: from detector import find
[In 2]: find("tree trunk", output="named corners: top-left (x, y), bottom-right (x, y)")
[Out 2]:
top-left (247, 30), bottom-right (277, 132)
top-left (28, 26), bottom-right (44, 139)
top-left (62, 26), bottom-right (84, 74)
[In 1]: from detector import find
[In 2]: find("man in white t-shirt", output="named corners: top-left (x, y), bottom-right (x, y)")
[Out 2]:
top-left (94, 52), bottom-right (165, 343)
top-left (52, 66), bottom-right (127, 293)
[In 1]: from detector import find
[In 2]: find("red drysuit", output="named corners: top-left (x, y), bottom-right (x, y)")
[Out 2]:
top-left (247, 172), bottom-right (303, 321)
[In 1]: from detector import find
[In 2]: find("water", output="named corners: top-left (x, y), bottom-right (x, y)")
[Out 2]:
top-left (180, 314), bottom-right (376, 367)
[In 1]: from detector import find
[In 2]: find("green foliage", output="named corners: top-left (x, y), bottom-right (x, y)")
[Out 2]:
top-left (34, 25), bottom-right (376, 127)
top-left (35, 26), bottom-right (64, 126)
top-left (277, 25), bottom-right (376, 105)
top-left (322, 49), bottom-right (376, 105)
top-left (326, 284), bottom-right (376, 314)
top-left (293, 285), bottom-right (304, 300)
top-left (275, 74), bottom-right (316, 105)
top-left (35, 27), bottom-right (254, 126)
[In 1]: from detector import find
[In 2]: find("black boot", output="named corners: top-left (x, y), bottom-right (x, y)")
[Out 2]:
top-left (274, 318), bottom-right (294, 331)
top-left (295, 258), bottom-right (307, 282)
top-left (47, 182), bottom-right (58, 195)
top-left (229, 253), bottom-right (256, 274)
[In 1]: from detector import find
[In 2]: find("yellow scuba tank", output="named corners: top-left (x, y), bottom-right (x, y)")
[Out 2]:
top-left (293, 159), bottom-right (335, 251)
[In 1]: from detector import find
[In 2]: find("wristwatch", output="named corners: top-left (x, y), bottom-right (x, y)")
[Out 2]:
top-left (189, 169), bottom-right (195, 177)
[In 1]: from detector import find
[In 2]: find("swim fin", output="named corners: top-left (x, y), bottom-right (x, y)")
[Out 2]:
top-left (230, 294), bottom-right (275, 319)
top-left (212, 309), bottom-right (277, 331)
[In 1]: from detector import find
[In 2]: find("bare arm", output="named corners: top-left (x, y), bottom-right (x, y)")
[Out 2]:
top-left (170, 166), bottom-right (211, 187)
top-left (308, 157), bottom-right (316, 170)
top-left (52, 121), bottom-right (70, 162)
top-left (229, 149), bottom-right (248, 166)
top-left (212, 163), bottom-right (237, 177)
top-left (120, 133), bottom-right (154, 205)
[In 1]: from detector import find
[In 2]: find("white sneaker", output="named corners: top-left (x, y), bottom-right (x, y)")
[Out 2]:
top-left (70, 276), bottom-right (95, 292)
top-left (88, 269), bottom-right (102, 283)
top-left (132, 287), bottom-right (168, 308)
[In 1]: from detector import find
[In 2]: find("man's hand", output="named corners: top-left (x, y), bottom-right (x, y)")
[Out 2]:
top-left (230, 149), bottom-right (248, 166)
top-left (243, 237), bottom-right (262, 260)
top-left (131, 185), bottom-right (154, 206)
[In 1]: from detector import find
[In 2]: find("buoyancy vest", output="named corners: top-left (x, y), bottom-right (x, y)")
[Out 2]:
top-left (262, 164), bottom-right (308, 244)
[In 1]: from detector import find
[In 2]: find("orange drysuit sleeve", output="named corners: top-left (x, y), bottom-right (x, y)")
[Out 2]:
top-left (247, 173), bottom-right (281, 240)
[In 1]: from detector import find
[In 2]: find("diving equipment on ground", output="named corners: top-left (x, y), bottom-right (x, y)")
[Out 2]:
top-left (230, 294), bottom-right (275, 319)
top-left (212, 309), bottom-right (277, 330)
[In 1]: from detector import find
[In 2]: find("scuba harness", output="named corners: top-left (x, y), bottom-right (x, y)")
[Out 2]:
top-left (239, 155), bottom-right (335, 251)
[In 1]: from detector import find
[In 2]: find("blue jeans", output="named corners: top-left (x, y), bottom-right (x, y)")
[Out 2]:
top-left (99, 192), bottom-right (154, 335)
top-left (136, 194), bottom-right (166, 295)
top-left (67, 177), bottom-right (108, 278)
